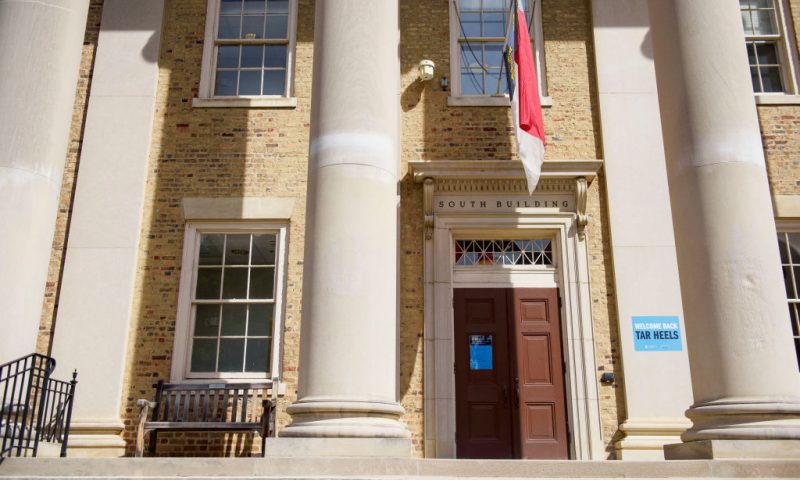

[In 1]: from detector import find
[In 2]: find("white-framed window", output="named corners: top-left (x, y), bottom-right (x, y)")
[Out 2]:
top-left (778, 226), bottom-right (800, 371)
top-left (171, 223), bottom-right (287, 382)
top-left (196, 0), bottom-right (298, 107)
top-left (448, 0), bottom-right (548, 106)
top-left (740, 0), bottom-right (800, 95)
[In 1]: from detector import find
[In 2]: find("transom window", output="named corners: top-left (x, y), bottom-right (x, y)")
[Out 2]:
top-left (778, 231), bottom-right (800, 370)
top-left (450, 0), bottom-right (546, 99)
top-left (455, 239), bottom-right (553, 266)
top-left (198, 0), bottom-right (297, 100)
top-left (739, 0), bottom-right (799, 94)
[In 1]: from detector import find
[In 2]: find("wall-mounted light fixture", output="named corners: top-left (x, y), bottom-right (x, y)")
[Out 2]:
top-left (439, 75), bottom-right (449, 92)
top-left (419, 59), bottom-right (435, 81)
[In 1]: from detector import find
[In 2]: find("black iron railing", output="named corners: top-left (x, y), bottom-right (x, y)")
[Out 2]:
top-left (0, 353), bottom-right (77, 458)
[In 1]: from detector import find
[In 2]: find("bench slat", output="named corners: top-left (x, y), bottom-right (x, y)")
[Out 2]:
top-left (231, 388), bottom-right (239, 423)
top-left (143, 421), bottom-right (261, 430)
top-left (241, 388), bottom-right (249, 422)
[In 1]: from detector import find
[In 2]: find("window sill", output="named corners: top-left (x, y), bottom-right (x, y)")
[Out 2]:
top-left (192, 97), bottom-right (298, 109)
top-left (755, 94), bottom-right (800, 105)
top-left (447, 95), bottom-right (553, 108)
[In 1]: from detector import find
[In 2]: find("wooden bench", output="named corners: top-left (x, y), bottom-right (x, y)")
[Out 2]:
top-left (134, 380), bottom-right (276, 457)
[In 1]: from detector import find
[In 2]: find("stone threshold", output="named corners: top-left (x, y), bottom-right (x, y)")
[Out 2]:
top-left (2, 458), bottom-right (799, 479)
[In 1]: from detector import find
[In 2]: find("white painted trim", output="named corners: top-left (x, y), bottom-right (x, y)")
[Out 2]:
top-left (170, 222), bottom-right (289, 384)
top-left (447, 95), bottom-right (553, 108)
top-left (197, 0), bottom-right (299, 101)
top-left (192, 97), bottom-right (298, 108)
top-left (424, 213), bottom-right (604, 459)
top-left (755, 94), bottom-right (800, 105)
top-left (773, 195), bottom-right (800, 218)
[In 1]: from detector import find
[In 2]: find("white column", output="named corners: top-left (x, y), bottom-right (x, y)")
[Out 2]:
top-left (591, 0), bottom-right (692, 459)
top-left (0, 0), bottom-right (89, 363)
top-left (648, 0), bottom-right (800, 458)
top-left (49, 0), bottom-right (164, 457)
top-left (276, 0), bottom-right (411, 454)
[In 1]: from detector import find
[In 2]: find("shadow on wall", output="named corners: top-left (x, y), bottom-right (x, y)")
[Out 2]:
top-left (120, 0), bottom-right (315, 457)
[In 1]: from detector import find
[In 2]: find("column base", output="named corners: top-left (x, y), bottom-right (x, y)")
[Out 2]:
top-left (615, 418), bottom-right (691, 460)
top-left (665, 439), bottom-right (800, 459)
top-left (263, 437), bottom-right (412, 458)
top-left (281, 398), bottom-right (411, 438)
top-left (63, 421), bottom-right (127, 458)
top-left (682, 399), bottom-right (800, 442)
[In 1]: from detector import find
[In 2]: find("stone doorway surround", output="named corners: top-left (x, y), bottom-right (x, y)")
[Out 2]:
top-left (409, 160), bottom-right (606, 460)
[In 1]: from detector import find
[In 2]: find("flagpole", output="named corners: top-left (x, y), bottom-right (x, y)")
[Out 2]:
top-left (496, 0), bottom-right (516, 95)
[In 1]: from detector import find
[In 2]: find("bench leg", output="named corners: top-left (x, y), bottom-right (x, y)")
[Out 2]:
top-left (148, 430), bottom-right (158, 457)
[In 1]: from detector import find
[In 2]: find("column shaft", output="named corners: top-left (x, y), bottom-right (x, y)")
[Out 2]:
top-left (0, 0), bottom-right (89, 363)
top-left (648, 0), bottom-right (800, 443)
top-left (281, 0), bottom-right (410, 439)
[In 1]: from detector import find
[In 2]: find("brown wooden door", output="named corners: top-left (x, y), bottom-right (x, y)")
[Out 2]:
top-left (454, 289), bottom-right (514, 459)
top-left (509, 288), bottom-right (569, 459)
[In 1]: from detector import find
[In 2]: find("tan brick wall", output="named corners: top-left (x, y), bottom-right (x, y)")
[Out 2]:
top-left (762, 1), bottom-right (800, 196)
top-left (37, 0), bottom-right (105, 356)
top-left (38, 0), bottom-right (624, 458)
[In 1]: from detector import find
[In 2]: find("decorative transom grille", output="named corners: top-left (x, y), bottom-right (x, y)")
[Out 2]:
top-left (455, 239), bottom-right (553, 266)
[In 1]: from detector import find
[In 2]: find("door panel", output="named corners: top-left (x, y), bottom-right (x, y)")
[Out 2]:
top-left (454, 289), bottom-right (513, 459)
top-left (509, 289), bottom-right (569, 459)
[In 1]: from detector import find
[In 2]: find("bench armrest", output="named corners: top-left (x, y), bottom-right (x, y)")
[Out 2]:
top-left (134, 399), bottom-right (157, 457)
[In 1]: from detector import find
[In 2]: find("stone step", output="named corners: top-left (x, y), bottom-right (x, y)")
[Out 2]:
top-left (1, 458), bottom-right (799, 479)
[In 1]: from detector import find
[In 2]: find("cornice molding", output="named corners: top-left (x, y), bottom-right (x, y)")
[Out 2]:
top-left (408, 159), bottom-right (603, 184)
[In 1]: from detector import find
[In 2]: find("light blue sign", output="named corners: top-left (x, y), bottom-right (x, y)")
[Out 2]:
top-left (469, 335), bottom-right (493, 370)
top-left (632, 316), bottom-right (682, 352)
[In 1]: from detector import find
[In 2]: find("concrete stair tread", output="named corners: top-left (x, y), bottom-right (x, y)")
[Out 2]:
top-left (2, 458), bottom-right (800, 479)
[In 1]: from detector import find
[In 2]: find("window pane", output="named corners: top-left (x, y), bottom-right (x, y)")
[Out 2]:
top-left (252, 234), bottom-right (276, 265)
top-left (742, 11), bottom-right (754, 34)
top-left (751, 66), bottom-right (762, 92)
top-left (784, 266), bottom-right (794, 297)
top-left (483, 12), bottom-right (506, 37)
top-left (789, 233), bottom-right (800, 262)
top-left (249, 267), bottom-right (275, 299)
top-left (217, 45), bottom-right (240, 68)
top-left (196, 268), bottom-right (222, 299)
top-left (485, 43), bottom-right (504, 70)
top-left (461, 70), bottom-right (483, 95)
top-left (239, 70), bottom-right (262, 95)
top-left (221, 304), bottom-right (247, 335)
top-left (461, 43), bottom-right (481, 69)
top-left (218, 339), bottom-right (245, 372)
top-left (264, 45), bottom-right (287, 68)
top-left (262, 70), bottom-right (286, 95)
top-left (243, 0), bottom-right (266, 14)
top-left (756, 42), bottom-right (780, 64)
top-left (215, 70), bottom-right (238, 96)
top-left (218, 15), bottom-right (241, 39)
top-left (794, 266), bottom-right (800, 298)
top-left (747, 42), bottom-right (757, 64)
top-left (191, 339), bottom-right (217, 372)
top-left (248, 304), bottom-right (273, 336)
top-left (752, 9), bottom-right (777, 35)
top-left (241, 45), bottom-right (264, 68)
top-left (268, 0), bottom-right (289, 14)
top-left (761, 66), bottom-right (783, 92)
top-left (220, 0), bottom-right (242, 14)
top-left (194, 304), bottom-right (221, 336)
top-left (484, 0), bottom-right (506, 10)
top-left (461, 12), bottom-right (481, 37)
top-left (225, 234), bottom-right (251, 265)
top-left (486, 71), bottom-right (505, 95)
top-left (222, 268), bottom-right (248, 299)
top-left (460, 0), bottom-right (481, 11)
top-left (245, 339), bottom-right (270, 372)
top-left (265, 14), bottom-right (288, 39)
top-left (242, 15), bottom-right (265, 38)
top-left (199, 234), bottom-right (225, 265)
top-left (790, 304), bottom-right (799, 336)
